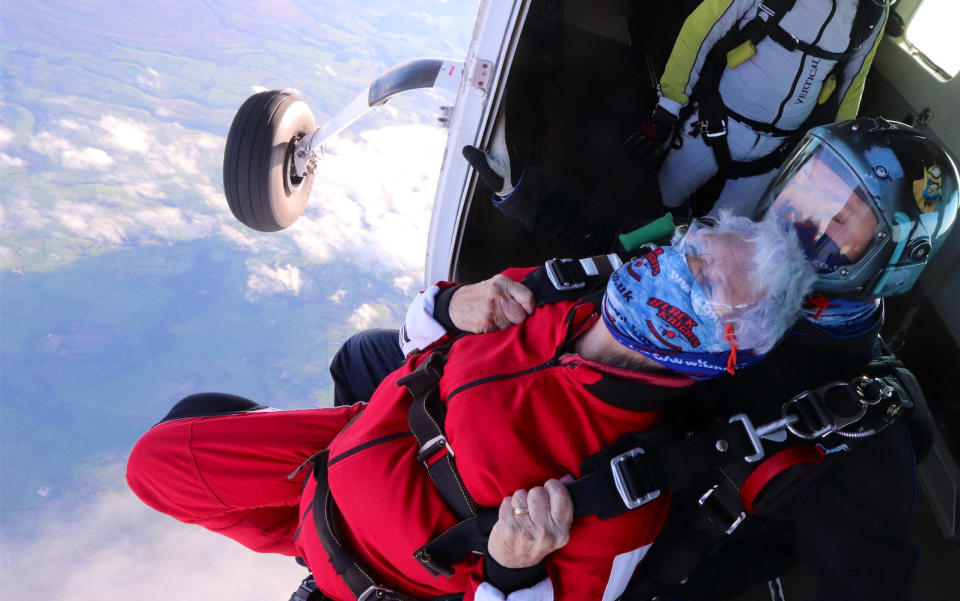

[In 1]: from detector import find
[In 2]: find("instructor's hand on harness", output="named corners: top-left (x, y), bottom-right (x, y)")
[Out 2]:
top-left (621, 106), bottom-right (679, 161)
top-left (488, 479), bottom-right (574, 569)
top-left (449, 274), bottom-right (535, 334)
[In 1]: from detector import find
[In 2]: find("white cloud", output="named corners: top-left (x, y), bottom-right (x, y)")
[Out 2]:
top-left (220, 224), bottom-right (260, 249)
top-left (99, 115), bottom-right (154, 153)
top-left (54, 202), bottom-right (131, 244)
top-left (348, 302), bottom-right (392, 330)
top-left (0, 152), bottom-right (24, 167)
top-left (246, 263), bottom-right (304, 299)
top-left (329, 288), bottom-right (347, 303)
top-left (28, 131), bottom-right (114, 170)
top-left (1, 474), bottom-right (305, 601)
top-left (137, 67), bottom-right (162, 89)
top-left (0, 126), bottom-right (14, 145)
top-left (62, 146), bottom-right (115, 169)
top-left (393, 275), bottom-right (417, 294)
top-left (291, 124), bottom-right (445, 279)
top-left (324, 64), bottom-right (338, 77)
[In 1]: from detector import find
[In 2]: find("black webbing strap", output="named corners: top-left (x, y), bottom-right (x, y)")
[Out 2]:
top-left (723, 106), bottom-right (797, 137)
top-left (402, 351), bottom-right (478, 522)
top-left (766, 25), bottom-right (851, 60)
top-left (566, 420), bottom-right (765, 520)
top-left (522, 254), bottom-right (624, 306)
top-left (415, 510), bottom-right (500, 575)
top-left (310, 451), bottom-right (456, 601)
top-left (617, 479), bottom-right (748, 601)
top-left (737, 0), bottom-right (797, 47)
top-left (398, 350), bottom-right (485, 577)
top-left (708, 134), bottom-right (798, 179)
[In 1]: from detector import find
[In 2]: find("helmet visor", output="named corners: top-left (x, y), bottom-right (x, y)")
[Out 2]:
top-left (766, 140), bottom-right (878, 274)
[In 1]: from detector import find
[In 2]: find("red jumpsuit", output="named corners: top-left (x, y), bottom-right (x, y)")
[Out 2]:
top-left (127, 269), bottom-right (696, 601)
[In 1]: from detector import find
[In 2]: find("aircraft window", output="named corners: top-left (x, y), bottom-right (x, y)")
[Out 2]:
top-left (904, 0), bottom-right (960, 78)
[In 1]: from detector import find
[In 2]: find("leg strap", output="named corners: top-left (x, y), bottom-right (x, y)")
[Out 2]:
top-left (310, 450), bottom-right (462, 601)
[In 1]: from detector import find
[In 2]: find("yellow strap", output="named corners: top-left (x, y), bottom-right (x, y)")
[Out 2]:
top-left (817, 73), bottom-right (837, 104)
top-left (726, 41), bottom-right (756, 69)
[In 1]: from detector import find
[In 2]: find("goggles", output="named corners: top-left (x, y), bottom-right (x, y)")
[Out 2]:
top-left (764, 139), bottom-right (879, 275)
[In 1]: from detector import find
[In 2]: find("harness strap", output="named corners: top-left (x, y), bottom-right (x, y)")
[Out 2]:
top-left (310, 451), bottom-right (461, 601)
top-left (617, 479), bottom-right (748, 601)
top-left (739, 0), bottom-right (797, 46)
top-left (723, 106), bottom-right (797, 137)
top-left (568, 420), bottom-right (762, 519)
top-left (766, 25), bottom-right (851, 60)
top-left (402, 351), bottom-right (478, 523)
top-left (523, 254), bottom-right (623, 306)
top-left (398, 350), bottom-right (484, 577)
top-left (413, 510), bottom-right (500, 577)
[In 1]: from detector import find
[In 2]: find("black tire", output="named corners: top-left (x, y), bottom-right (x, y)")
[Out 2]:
top-left (223, 91), bottom-right (317, 232)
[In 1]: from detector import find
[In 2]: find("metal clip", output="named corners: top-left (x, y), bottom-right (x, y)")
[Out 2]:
top-left (728, 414), bottom-right (798, 463)
top-left (358, 585), bottom-right (395, 601)
top-left (610, 447), bottom-right (661, 510)
top-left (854, 376), bottom-right (895, 406)
top-left (417, 434), bottom-right (454, 465)
top-left (698, 485), bottom-right (746, 534)
top-left (783, 382), bottom-right (867, 440)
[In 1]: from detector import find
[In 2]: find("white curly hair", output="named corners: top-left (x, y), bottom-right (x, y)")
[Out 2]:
top-left (672, 210), bottom-right (817, 354)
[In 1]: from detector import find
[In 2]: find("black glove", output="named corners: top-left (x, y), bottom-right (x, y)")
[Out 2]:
top-left (620, 105), bottom-right (679, 160)
top-left (462, 144), bottom-right (523, 197)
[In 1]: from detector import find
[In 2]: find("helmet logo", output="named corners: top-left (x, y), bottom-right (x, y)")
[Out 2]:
top-left (913, 164), bottom-right (942, 213)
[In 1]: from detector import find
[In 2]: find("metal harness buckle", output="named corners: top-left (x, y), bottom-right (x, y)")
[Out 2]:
top-left (610, 447), bottom-right (661, 510)
top-left (358, 585), bottom-right (396, 601)
top-left (758, 2), bottom-right (776, 18)
top-left (696, 118), bottom-right (727, 139)
top-left (417, 434), bottom-right (454, 466)
top-left (784, 382), bottom-right (868, 440)
top-left (544, 258), bottom-right (587, 291)
top-left (698, 485), bottom-right (746, 535)
top-left (728, 414), bottom-right (799, 463)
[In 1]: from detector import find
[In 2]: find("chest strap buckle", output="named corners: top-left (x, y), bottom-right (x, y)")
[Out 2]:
top-left (610, 447), bottom-right (662, 510)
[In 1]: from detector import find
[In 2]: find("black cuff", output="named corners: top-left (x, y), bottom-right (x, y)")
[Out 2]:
top-left (483, 553), bottom-right (547, 595)
top-left (492, 167), bottom-right (547, 231)
top-left (652, 104), bottom-right (678, 126)
top-left (432, 285), bottom-right (462, 333)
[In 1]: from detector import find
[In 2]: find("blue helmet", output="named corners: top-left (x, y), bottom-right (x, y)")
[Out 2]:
top-left (754, 117), bottom-right (958, 300)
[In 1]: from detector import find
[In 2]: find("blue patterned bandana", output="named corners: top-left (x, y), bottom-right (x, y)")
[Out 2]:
top-left (601, 246), bottom-right (762, 380)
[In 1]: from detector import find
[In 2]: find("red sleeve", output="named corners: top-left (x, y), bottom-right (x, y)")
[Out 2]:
top-left (502, 266), bottom-right (538, 282)
top-left (126, 405), bottom-right (363, 555)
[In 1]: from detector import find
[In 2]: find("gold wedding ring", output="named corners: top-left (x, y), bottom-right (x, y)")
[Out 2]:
top-left (511, 506), bottom-right (529, 516)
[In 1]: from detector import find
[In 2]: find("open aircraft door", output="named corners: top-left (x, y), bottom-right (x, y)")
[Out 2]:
top-left (424, 0), bottom-right (532, 285)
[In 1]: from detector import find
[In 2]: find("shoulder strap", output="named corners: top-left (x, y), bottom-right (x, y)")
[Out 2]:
top-left (523, 254), bottom-right (623, 305)
top-left (849, 0), bottom-right (886, 53)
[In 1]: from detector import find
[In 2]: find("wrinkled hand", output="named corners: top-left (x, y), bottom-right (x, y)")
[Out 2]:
top-left (488, 480), bottom-right (574, 569)
top-left (448, 274), bottom-right (535, 333)
top-left (620, 106), bottom-right (678, 160)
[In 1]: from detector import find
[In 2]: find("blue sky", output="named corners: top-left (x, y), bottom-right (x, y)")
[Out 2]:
top-left (0, 1), bottom-right (478, 598)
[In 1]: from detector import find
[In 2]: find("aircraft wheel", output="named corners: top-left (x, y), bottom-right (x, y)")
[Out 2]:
top-left (223, 91), bottom-right (317, 232)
